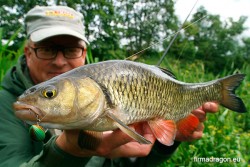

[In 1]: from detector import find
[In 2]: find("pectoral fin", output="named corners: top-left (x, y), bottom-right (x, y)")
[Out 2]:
top-left (78, 130), bottom-right (103, 150)
top-left (106, 111), bottom-right (152, 144)
top-left (148, 119), bottom-right (176, 146)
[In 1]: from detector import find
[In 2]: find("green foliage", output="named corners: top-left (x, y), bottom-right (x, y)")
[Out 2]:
top-left (0, 27), bottom-right (22, 82)
top-left (0, 0), bottom-right (179, 61)
top-left (0, 0), bottom-right (49, 51)
top-left (115, 0), bottom-right (178, 57)
top-left (0, 1), bottom-right (249, 166)
top-left (167, 6), bottom-right (249, 75)
top-left (241, 38), bottom-right (250, 63)
top-left (1, 1), bottom-right (249, 75)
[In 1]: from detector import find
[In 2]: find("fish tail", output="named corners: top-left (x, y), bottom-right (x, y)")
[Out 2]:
top-left (219, 74), bottom-right (247, 113)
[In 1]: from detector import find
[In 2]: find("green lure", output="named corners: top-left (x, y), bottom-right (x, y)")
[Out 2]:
top-left (29, 124), bottom-right (45, 141)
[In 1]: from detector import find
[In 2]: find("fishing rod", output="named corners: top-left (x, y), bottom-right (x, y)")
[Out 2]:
top-left (126, 0), bottom-right (206, 66)
top-left (157, 0), bottom-right (199, 66)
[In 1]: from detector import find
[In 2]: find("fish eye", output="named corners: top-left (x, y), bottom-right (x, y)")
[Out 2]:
top-left (43, 90), bottom-right (56, 98)
top-left (42, 86), bottom-right (57, 99)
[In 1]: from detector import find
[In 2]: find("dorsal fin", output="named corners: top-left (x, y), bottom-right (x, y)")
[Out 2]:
top-left (156, 66), bottom-right (177, 79)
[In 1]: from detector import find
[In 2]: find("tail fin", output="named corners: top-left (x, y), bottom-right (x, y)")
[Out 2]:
top-left (219, 74), bottom-right (247, 113)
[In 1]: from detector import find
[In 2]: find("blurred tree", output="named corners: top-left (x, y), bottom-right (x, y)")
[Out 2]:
top-left (168, 6), bottom-right (248, 74)
top-left (0, 1), bottom-right (249, 73)
top-left (241, 37), bottom-right (250, 63)
top-left (0, 0), bottom-right (49, 50)
top-left (115, 0), bottom-right (178, 59)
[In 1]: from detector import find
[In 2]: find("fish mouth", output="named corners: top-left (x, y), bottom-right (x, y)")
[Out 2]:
top-left (13, 101), bottom-right (45, 121)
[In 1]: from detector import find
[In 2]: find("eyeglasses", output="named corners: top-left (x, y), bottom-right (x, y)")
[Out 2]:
top-left (29, 46), bottom-right (85, 60)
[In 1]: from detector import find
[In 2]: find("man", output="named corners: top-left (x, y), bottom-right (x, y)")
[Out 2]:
top-left (0, 6), bottom-right (218, 167)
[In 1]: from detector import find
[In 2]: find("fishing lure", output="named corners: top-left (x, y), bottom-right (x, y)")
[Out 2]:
top-left (29, 115), bottom-right (46, 141)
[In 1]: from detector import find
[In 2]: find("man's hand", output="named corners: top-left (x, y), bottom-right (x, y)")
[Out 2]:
top-left (56, 123), bottom-right (156, 158)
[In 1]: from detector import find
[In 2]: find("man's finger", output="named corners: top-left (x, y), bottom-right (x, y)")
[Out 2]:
top-left (103, 123), bottom-right (156, 158)
top-left (95, 127), bottom-right (135, 155)
top-left (191, 109), bottom-right (206, 122)
top-left (202, 102), bottom-right (219, 113)
top-left (107, 138), bottom-right (155, 158)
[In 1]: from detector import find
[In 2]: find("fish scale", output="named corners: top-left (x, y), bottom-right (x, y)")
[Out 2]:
top-left (95, 63), bottom-right (190, 122)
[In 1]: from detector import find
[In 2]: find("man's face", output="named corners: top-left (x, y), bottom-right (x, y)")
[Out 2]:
top-left (25, 35), bottom-right (87, 84)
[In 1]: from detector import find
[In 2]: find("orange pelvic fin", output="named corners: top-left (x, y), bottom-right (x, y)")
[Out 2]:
top-left (176, 114), bottom-right (200, 139)
top-left (148, 119), bottom-right (176, 146)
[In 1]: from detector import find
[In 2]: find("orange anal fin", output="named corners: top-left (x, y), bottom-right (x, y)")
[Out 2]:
top-left (148, 119), bottom-right (176, 146)
top-left (176, 114), bottom-right (200, 139)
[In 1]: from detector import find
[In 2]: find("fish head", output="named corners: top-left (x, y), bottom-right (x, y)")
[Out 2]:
top-left (14, 77), bottom-right (106, 129)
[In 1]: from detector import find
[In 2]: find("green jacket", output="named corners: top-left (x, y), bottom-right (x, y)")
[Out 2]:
top-left (0, 56), bottom-right (180, 167)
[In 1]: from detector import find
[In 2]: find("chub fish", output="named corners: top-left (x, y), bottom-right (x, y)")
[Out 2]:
top-left (14, 60), bottom-right (247, 147)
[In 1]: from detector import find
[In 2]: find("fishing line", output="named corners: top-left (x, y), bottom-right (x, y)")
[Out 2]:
top-left (125, 14), bottom-right (207, 62)
top-left (157, 0), bottom-right (199, 66)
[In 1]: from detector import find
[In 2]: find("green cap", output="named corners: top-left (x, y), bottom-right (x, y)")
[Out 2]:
top-left (25, 6), bottom-right (89, 44)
